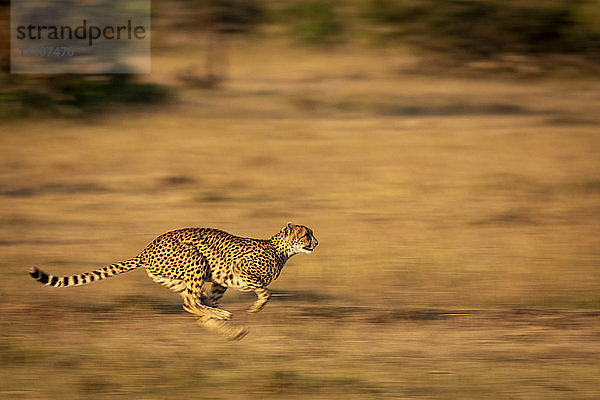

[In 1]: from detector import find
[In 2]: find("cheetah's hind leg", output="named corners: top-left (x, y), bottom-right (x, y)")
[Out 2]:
top-left (196, 316), bottom-right (249, 341)
top-left (182, 285), bottom-right (248, 340)
top-left (182, 258), bottom-right (246, 339)
top-left (182, 297), bottom-right (232, 320)
top-left (181, 284), bottom-right (232, 320)
top-left (181, 257), bottom-right (232, 320)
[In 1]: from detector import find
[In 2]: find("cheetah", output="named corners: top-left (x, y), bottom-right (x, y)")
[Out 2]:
top-left (29, 222), bottom-right (318, 339)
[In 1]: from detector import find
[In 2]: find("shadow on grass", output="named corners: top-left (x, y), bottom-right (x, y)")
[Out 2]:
top-left (288, 92), bottom-right (538, 117)
top-left (294, 306), bottom-right (478, 322)
top-left (373, 102), bottom-right (531, 117)
top-left (290, 307), bottom-right (600, 326)
top-left (470, 208), bottom-right (538, 226)
top-left (270, 289), bottom-right (336, 303)
top-left (0, 182), bottom-right (110, 198)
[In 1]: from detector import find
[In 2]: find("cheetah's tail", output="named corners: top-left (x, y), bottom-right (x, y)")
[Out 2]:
top-left (28, 258), bottom-right (143, 288)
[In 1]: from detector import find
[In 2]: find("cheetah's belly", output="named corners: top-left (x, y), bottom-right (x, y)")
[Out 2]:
top-left (145, 269), bottom-right (186, 292)
top-left (210, 268), bottom-right (252, 291)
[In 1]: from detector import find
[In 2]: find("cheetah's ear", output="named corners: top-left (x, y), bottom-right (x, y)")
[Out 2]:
top-left (282, 221), bottom-right (295, 235)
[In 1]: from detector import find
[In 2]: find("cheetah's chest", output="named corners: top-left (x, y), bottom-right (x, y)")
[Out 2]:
top-left (202, 250), bottom-right (280, 290)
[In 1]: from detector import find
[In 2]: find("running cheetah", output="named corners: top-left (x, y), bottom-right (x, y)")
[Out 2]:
top-left (29, 222), bottom-right (318, 339)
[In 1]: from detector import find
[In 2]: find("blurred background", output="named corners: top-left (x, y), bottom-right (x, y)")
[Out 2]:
top-left (1, 1), bottom-right (599, 398)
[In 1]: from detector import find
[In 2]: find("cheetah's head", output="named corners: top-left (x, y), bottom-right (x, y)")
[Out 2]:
top-left (275, 222), bottom-right (318, 257)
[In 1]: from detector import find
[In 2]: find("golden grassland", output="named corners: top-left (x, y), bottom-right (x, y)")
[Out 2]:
top-left (1, 43), bottom-right (599, 398)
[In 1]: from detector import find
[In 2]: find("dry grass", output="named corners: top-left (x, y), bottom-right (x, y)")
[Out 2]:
top-left (1, 42), bottom-right (599, 398)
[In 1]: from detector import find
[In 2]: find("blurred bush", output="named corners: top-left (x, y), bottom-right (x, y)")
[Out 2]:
top-left (0, 1), bottom-right (169, 117)
top-left (175, 0), bottom-right (266, 33)
top-left (0, 75), bottom-right (170, 118)
top-left (172, 0), bottom-right (266, 86)
top-left (59, 75), bottom-right (170, 108)
top-left (3, 0), bottom-right (600, 117)
top-left (362, 0), bottom-right (600, 59)
top-left (283, 1), bottom-right (344, 46)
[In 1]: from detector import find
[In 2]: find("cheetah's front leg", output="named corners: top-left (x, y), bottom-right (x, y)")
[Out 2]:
top-left (247, 288), bottom-right (271, 313)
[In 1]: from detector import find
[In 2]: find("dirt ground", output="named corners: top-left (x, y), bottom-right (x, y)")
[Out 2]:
top-left (1, 42), bottom-right (599, 398)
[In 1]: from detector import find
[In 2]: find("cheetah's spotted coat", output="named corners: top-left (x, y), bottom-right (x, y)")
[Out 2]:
top-left (29, 222), bottom-right (318, 339)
